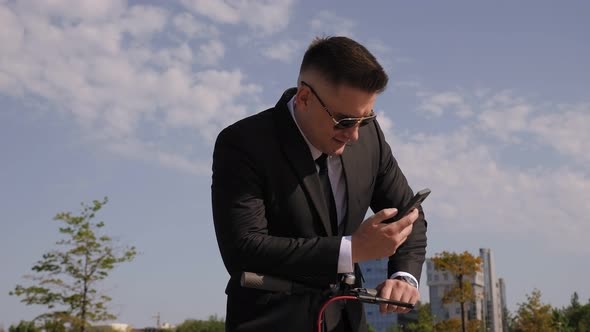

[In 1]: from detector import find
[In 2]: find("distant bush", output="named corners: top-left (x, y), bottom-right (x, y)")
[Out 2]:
top-left (175, 316), bottom-right (224, 332)
top-left (8, 321), bottom-right (39, 332)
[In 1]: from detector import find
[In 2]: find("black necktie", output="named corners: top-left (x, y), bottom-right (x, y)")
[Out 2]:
top-left (316, 154), bottom-right (338, 235)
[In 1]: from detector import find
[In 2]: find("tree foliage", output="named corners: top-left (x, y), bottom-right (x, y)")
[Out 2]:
top-left (175, 316), bottom-right (225, 332)
top-left (8, 321), bottom-right (39, 332)
top-left (550, 292), bottom-right (590, 332)
top-left (512, 289), bottom-right (553, 332)
top-left (10, 198), bottom-right (137, 332)
top-left (431, 251), bottom-right (482, 332)
top-left (465, 319), bottom-right (481, 332)
top-left (405, 302), bottom-right (434, 332)
top-left (434, 318), bottom-right (462, 332)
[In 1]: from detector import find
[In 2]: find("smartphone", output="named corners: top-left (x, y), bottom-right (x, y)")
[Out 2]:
top-left (382, 188), bottom-right (431, 224)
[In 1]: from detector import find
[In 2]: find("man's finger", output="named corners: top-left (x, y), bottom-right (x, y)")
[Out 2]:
top-left (385, 216), bottom-right (414, 235)
top-left (378, 283), bottom-right (393, 313)
top-left (370, 208), bottom-right (398, 225)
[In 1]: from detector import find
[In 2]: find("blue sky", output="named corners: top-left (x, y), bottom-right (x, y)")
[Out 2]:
top-left (1, 0), bottom-right (589, 328)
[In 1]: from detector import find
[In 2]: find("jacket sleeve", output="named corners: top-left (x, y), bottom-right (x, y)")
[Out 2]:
top-left (368, 120), bottom-right (428, 282)
top-left (211, 126), bottom-right (342, 285)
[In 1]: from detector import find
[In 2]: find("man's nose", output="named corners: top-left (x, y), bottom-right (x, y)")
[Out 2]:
top-left (341, 125), bottom-right (360, 142)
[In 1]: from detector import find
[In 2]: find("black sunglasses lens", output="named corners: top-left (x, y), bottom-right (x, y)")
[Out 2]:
top-left (359, 117), bottom-right (375, 127)
top-left (336, 119), bottom-right (359, 129)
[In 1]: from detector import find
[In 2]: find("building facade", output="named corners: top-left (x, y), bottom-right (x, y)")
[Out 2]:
top-left (360, 258), bottom-right (399, 332)
top-left (427, 248), bottom-right (505, 331)
top-left (426, 258), bottom-right (485, 323)
top-left (480, 248), bottom-right (503, 332)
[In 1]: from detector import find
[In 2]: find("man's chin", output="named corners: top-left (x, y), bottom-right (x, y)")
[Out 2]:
top-left (332, 144), bottom-right (347, 156)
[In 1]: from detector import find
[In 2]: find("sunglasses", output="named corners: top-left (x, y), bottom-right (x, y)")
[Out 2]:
top-left (300, 81), bottom-right (377, 129)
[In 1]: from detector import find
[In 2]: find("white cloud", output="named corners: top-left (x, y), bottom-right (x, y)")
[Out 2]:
top-left (107, 138), bottom-right (210, 175)
top-left (379, 111), bottom-right (590, 255)
top-left (196, 39), bottom-right (225, 66)
top-left (261, 39), bottom-right (301, 62)
top-left (162, 69), bottom-right (261, 141)
top-left (0, 1), bottom-right (262, 174)
top-left (310, 11), bottom-right (356, 37)
top-left (119, 5), bottom-right (169, 40)
top-left (378, 86), bottom-right (590, 254)
top-left (15, 0), bottom-right (126, 22)
top-left (180, 0), bottom-right (294, 35)
top-left (414, 89), bottom-right (590, 165)
top-left (153, 43), bottom-right (194, 70)
top-left (0, 5), bottom-right (23, 55)
top-left (364, 38), bottom-right (404, 73)
top-left (475, 93), bottom-right (590, 163)
top-left (477, 91), bottom-right (534, 141)
top-left (172, 12), bottom-right (220, 38)
top-left (529, 105), bottom-right (590, 163)
top-left (180, 0), bottom-right (239, 24)
top-left (417, 91), bottom-right (473, 118)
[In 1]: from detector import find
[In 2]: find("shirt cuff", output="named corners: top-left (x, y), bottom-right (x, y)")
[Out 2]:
top-left (390, 271), bottom-right (419, 288)
top-left (337, 236), bottom-right (354, 273)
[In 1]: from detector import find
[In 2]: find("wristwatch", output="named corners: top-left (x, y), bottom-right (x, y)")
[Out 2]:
top-left (394, 275), bottom-right (418, 288)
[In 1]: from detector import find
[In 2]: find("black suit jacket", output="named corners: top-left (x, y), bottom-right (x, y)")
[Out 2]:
top-left (212, 88), bottom-right (427, 331)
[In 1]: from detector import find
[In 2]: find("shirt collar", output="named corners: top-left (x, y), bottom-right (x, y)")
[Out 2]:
top-left (287, 95), bottom-right (323, 161)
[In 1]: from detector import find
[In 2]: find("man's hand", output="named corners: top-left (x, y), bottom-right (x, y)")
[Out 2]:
top-left (351, 208), bottom-right (419, 263)
top-left (376, 278), bottom-right (420, 314)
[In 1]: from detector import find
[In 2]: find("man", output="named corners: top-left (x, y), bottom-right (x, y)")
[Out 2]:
top-left (212, 36), bottom-right (427, 332)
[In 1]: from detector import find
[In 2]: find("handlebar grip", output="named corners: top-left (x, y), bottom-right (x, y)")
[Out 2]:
top-left (240, 272), bottom-right (294, 293)
top-left (356, 293), bottom-right (415, 309)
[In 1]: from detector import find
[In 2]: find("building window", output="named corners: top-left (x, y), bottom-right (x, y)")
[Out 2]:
top-left (443, 273), bottom-right (448, 281)
top-left (434, 274), bottom-right (439, 281)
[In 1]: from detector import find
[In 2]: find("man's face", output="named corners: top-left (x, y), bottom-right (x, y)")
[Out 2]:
top-left (295, 80), bottom-right (377, 156)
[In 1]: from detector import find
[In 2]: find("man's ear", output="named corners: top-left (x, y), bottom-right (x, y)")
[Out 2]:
top-left (296, 87), bottom-right (310, 109)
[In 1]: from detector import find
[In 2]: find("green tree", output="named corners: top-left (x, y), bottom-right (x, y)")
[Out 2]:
top-left (40, 319), bottom-right (67, 332)
top-left (367, 324), bottom-right (377, 332)
top-left (559, 292), bottom-right (590, 331)
top-left (551, 309), bottom-right (574, 332)
top-left (465, 319), bottom-right (481, 332)
top-left (8, 321), bottom-right (39, 332)
top-left (405, 302), bottom-right (434, 332)
top-left (175, 316), bottom-right (225, 332)
top-left (431, 251), bottom-right (482, 332)
top-left (10, 198), bottom-right (137, 332)
top-left (435, 318), bottom-right (462, 332)
top-left (512, 289), bottom-right (553, 332)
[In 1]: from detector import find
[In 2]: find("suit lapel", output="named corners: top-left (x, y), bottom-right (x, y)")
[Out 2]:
top-left (273, 89), bottom-right (333, 236)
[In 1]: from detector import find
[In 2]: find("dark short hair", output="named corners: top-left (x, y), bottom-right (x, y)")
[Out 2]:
top-left (300, 36), bottom-right (388, 93)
